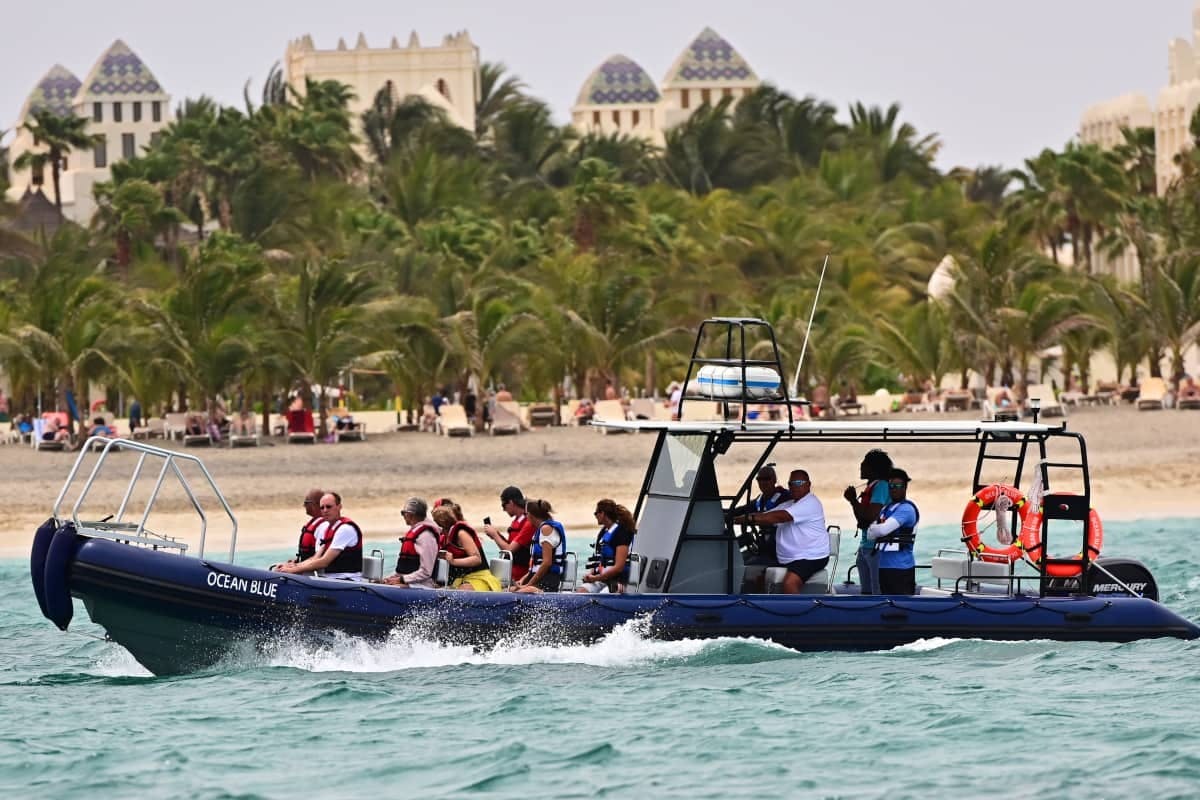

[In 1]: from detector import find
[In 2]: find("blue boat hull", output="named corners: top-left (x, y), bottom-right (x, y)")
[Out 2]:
top-left (41, 531), bottom-right (1200, 676)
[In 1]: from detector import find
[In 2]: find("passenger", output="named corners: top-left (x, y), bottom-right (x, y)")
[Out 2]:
top-left (511, 498), bottom-right (567, 593)
top-left (733, 465), bottom-right (790, 565)
top-left (734, 469), bottom-right (829, 594)
top-left (432, 504), bottom-right (501, 591)
top-left (88, 415), bottom-right (116, 437)
top-left (867, 468), bottom-right (919, 595)
top-left (271, 487), bottom-right (327, 571)
top-left (276, 492), bottom-right (363, 580)
top-left (578, 499), bottom-right (636, 594)
top-left (382, 497), bottom-right (439, 588)
top-left (842, 449), bottom-right (893, 595)
top-left (482, 485), bottom-right (536, 582)
top-left (128, 398), bottom-right (142, 433)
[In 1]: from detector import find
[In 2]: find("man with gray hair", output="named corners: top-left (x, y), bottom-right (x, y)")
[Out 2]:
top-left (383, 497), bottom-right (439, 588)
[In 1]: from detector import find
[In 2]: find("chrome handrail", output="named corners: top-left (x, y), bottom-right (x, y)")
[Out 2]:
top-left (51, 436), bottom-right (239, 560)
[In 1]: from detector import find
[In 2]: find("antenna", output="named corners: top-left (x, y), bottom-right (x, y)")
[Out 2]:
top-left (789, 253), bottom-right (830, 398)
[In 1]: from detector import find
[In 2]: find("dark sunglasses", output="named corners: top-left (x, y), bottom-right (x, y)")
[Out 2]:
top-left (888, 482), bottom-right (907, 488)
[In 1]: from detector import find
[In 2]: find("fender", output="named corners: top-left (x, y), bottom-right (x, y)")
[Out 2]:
top-left (29, 518), bottom-right (58, 621)
top-left (43, 525), bottom-right (82, 631)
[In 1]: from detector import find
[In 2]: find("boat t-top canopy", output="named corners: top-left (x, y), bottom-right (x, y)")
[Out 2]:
top-left (593, 417), bottom-right (1068, 442)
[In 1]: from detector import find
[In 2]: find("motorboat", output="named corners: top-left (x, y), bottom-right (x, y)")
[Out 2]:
top-left (30, 317), bottom-right (1199, 675)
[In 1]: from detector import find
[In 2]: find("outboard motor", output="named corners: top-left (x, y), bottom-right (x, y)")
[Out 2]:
top-left (1086, 557), bottom-right (1159, 601)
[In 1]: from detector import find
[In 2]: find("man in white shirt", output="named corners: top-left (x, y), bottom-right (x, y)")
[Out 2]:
top-left (734, 468), bottom-right (829, 593)
top-left (277, 492), bottom-right (363, 580)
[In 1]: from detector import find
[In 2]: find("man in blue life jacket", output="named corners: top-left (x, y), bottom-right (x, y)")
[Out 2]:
top-left (867, 468), bottom-right (919, 595)
top-left (732, 465), bottom-right (790, 565)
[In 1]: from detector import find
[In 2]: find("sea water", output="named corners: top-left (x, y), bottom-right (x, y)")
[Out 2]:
top-left (3, 519), bottom-right (1200, 799)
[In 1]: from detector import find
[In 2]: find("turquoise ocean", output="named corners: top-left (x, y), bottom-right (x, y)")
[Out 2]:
top-left (3, 518), bottom-right (1200, 799)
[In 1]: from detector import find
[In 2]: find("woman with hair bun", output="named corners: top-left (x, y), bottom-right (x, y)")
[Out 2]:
top-left (511, 498), bottom-right (567, 593)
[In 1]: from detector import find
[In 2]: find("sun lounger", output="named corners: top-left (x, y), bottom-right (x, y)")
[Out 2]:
top-left (1179, 389), bottom-right (1200, 410)
top-left (131, 416), bottom-right (165, 440)
top-left (229, 423), bottom-right (261, 447)
top-left (1024, 383), bottom-right (1065, 418)
top-left (1136, 378), bottom-right (1167, 411)
top-left (32, 417), bottom-right (66, 451)
top-left (859, 390), bottom-right (893, 416)
top-left (183, 427), bottom-right (212, 447)
top-left (437, 404), bottom-right (474, 437)
top-left (333, 421), bottom-right (366, 442)
top-left (490, 402), bottom-right (522, 435)
top-left (286, 409), bottom-right (316, 443)
top-left (592, 400), bottom-right (631, 433)
top-left (163, 412), bottom-right (188, 441)
top-left (527, 403), bottom-right (557, 427)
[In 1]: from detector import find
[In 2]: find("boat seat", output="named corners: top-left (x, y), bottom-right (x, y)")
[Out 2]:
top-left (931, 556), bottom-right (1011, 590)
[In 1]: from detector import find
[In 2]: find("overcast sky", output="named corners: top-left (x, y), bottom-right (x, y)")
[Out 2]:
top-left (2, 1), bottom-right (1194, 170)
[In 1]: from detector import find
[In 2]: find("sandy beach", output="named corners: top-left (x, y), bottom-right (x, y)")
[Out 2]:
top-left (2, 405), bottom-right (1197, 559)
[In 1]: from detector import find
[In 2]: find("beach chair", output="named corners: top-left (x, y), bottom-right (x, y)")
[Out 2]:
top-left (228, 420), bottom-right (261, 448)
top-left (436, 403), bottom-right (474, 437)
top-left (1179, 387), bottom-right (1200, 410)
top-left (489, 402), bottom-right (522, 436)
top-left (32, 417), bottom-right (66, 451)
top-left (1136, 378), bottom-right (1167, 411)
top-left (1024, 384), bottom-right (1065, 418)
top-left (183, 423), bottom-right (213, 447)
top-left (629, 398), bottom-right (656, 421)
top-left (528, 403), bottom-right (557, 427)
top-left (859, 389), bottom-right (892, 416)
top-left (286, 408), bottom-right (316, 443)
top-left (592, 399), bottom-right (631, 434)
top-left (497, 401), bottom-right (529, 432)
top-left (332, 415), bottom-right (366, 442)
top-left (982, 387), bottom-right (1019, 417)
top-left (163, 412), bottom-right (187, 441)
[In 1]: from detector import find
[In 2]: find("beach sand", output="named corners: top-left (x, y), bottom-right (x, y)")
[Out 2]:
top-left (2, 405), bottom-right (1197, 559)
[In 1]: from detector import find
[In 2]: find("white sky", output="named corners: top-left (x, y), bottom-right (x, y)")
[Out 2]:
top-left (1, 0), bottom-right (1194, 170)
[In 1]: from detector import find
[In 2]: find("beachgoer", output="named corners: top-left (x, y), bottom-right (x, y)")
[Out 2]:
top-left (867, 468), bottom-right (919, 595)
top-left (734, 469), bottom-right (829, 594)
top-left (128, 398), bottom-right (142, 434)
top-left (432, 505), bottom-right (501, 591)
top-left (578, 498), bottom-right (636, 594)
top-left (811, 383), bottom-right (830, 418)
top-left (382, 497), bottom-right (439, 588)
top-left (511, 498), bottom-right (567, 593)
top-left (42, 415), bottom-right (70, 445)
top-left (276, 492), bottom-right (363, 579)
top-left (1181, 376), bottom-right (1199, 400)
top-left (667, 381), bottom-right (682, 420)
top-left (732, 465), bottom-right (790, 566)
top-left (496, 384), bottom-right (514, 403)
top-left (842, 449), bottom-right (893, 595)
top-left (87, 415), bottom-right (116, 438)
top-left (604, 380), bottom-right (618, 400)
top-left (482, 485), bottom-right (535, 582)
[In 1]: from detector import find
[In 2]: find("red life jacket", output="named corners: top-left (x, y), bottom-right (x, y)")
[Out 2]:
top-left (296, 516), bottom-right (324, 561)
top-left (322, 517), bottom-right (363, 574)
top-left (396, 521), bottom-right (439, 576)
top-left (507, 514), bottom-right (533, 576)
top-left (440, 521), bottom-right (487, 580)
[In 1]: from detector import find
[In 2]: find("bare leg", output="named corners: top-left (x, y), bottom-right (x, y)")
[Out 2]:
top-left (782, 572), bottom-right (805, 594)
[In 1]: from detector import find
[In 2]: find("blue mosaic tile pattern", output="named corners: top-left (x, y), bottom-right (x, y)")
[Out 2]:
top-left (670, 27), bottom-right (756, 84)
top-left (585, 55), bottom-right (661, 105)
top-left (85, 40), bottom-right (162, 96)
top-left (25, 65), bottom-right (82, 117)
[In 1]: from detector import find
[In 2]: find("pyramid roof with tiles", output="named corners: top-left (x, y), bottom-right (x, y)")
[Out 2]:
top-left (80, 39), bottom-right (164, 97)
top-left (663, 27), bottom-right (757, 88)
top-left (19, 65), bottom-right (82, 120)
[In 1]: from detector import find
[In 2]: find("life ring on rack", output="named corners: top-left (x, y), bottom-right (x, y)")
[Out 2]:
top-left (961, 484), bottom-right (1029, 563)
top-left (1019, 495), bottom-right (1103, 578)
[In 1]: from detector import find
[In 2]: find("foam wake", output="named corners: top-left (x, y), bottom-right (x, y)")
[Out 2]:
top-left (258, 618), bottom-right (797, 673)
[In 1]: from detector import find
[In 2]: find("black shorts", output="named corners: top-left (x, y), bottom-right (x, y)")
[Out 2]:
top-left (877, 568), bottom-right (916, 595)
top-left (782, 557), bottom-right (829, 582)
top-left (535, 573), bottom-right (562, 592)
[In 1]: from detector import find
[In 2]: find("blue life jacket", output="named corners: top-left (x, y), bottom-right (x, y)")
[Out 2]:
top-left (756, 488), bottom-right (789, 512)
top-left (874, 500), bottom-right (919, 551)
top-left (530, 519), bottom-right (567, 575)
top-left (586, 524), bottom-right (634, 581)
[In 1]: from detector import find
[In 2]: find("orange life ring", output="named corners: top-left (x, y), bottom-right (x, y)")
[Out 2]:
top-left (961, 484), bottom-right (1029, 563)
top-left (1019, 496), bottom-right (1103, 578)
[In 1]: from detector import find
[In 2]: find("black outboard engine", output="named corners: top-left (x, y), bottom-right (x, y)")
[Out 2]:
top-left (1086, 557), bottom-right (1159, 601)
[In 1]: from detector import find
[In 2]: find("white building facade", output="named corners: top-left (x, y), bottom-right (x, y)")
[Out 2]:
top-left (284, 31), bottom-right (480, 134)
top-left (6, 40), bottom-right (172, 223)
top-left (571, 28), bottom-right (760, 145)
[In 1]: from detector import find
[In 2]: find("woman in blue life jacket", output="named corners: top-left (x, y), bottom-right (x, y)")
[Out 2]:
top-left (843, 449), bottom-right (893, 595)
top-left (578, 498), bottom-right (636, 594)
top-left (511, 498), bottom-right (567, 593)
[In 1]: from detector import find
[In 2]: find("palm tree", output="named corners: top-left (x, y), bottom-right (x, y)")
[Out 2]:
top-left (475, 62), bottom-right (528, 141)
top-left (92, 178), bottom-right (186, 277)
top-left (13, 109), bottom-right (101, 215)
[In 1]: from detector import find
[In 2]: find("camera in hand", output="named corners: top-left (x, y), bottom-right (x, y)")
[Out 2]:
top-left (483, 516), bottom-right (492, 525)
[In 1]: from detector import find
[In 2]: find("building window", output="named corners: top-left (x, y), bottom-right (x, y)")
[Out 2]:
top-left (94, 135), bottom-right (107, 168)
top-left (31, 161), bottom-right (44, 186)
top-left (150, 131), bottom-right (163, 148)
top-left (612, 110), bottom-right (620, 127)
top-left (592, 110), bottom-right (601, 127)
top-left (133, 102), bottom-right (142, 122)
top-left (701, 88), bottom-right (712, 106)
top-left (681, 90), bottom-right (689, 110)
top-left (632, 109), bottom-right (641, 127)
top-left (122, 133), bottom-right (135, 160)
top-left (93, 102), bottom-right (103, 122)
top-left (436, 79), bottom-right (451, 101)
top-left (113, 102), bottom-right (123, 123)
top-left (61, 157), bottom-right (68, 172)
top-left (152, 101), bottom-right (162, 123)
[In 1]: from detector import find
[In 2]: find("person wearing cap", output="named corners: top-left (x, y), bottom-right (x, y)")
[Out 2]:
top-left (867, 468), bottom-right (920, 594)
top-left (482, 486), bottom-right (535, 582)
top-left (383, 497), bottom-right (439, 588)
